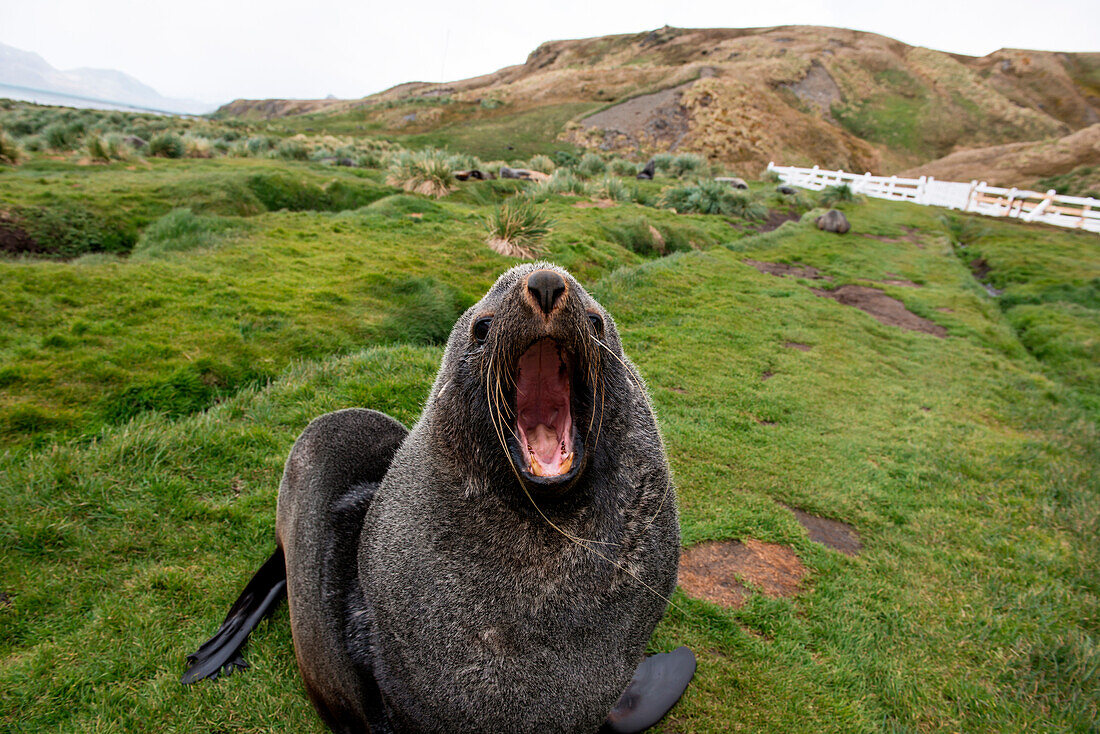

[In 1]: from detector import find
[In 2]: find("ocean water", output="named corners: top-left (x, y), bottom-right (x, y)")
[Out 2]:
top-left (0, 83), bottom-right (175, 115)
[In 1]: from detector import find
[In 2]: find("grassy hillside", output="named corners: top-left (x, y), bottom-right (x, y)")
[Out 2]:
top-left (213, 26), bottom-right (1100, 179)
top-left (0, 152), bottom-right (745, 448)
top-left (2, 179), bottom-right (1097, 734)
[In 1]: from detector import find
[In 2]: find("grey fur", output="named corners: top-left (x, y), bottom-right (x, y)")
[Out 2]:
top-left (278, 263), bottom-right (680, 732)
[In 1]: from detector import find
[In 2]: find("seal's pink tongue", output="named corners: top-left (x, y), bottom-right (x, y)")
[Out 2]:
top-left (529, 424), bottom-right (560, 465)
top-left (515, 339), bottom-right (574, 477)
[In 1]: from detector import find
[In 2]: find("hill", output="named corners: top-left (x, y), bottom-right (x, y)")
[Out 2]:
top-left (215, 26), bottom-right (1100, 178)
top-left (3, 187), bottom-right (1098, 731)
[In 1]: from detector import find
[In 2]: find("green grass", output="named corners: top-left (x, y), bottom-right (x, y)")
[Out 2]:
top-left (1, 146), bottom-right (1098, 732)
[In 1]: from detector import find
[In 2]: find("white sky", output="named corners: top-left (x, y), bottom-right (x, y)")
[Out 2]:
top-left (2, 0), bottom-right (1097, 105)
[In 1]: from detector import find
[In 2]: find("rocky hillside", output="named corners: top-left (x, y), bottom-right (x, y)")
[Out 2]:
top-left (216, 26), bottom-right (1100, 178)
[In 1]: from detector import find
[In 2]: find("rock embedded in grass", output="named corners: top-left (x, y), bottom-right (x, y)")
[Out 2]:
top-left (815, 209), bottom-right (850, 234)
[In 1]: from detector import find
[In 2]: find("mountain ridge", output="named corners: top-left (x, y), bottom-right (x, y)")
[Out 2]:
top-left (0, 42), bottom-right (213, 115)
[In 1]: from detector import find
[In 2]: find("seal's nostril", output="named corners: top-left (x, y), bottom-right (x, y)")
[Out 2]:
top-left (526, 270), bottom-right (566, 316)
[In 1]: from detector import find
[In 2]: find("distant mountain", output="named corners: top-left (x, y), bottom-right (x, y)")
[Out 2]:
top-left (0, 43), bottom-right (213, 115)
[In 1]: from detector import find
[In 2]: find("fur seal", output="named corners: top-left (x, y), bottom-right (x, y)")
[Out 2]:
top-left (182, 263), bottom-right (694, 732)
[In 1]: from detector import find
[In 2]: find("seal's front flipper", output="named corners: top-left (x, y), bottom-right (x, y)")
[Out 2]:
top-left (181, 547), bottom-right (287, 685)
top-left (602, 646), bottom-right (696, 733)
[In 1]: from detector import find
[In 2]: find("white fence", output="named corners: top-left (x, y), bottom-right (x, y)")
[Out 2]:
top-left (767, 162), bottom-right (1100, 234)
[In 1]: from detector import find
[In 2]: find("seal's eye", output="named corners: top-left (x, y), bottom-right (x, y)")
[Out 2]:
top-left (472, 316), bottom-right (493, 343)
top-left (587, 312), bottom-right (604, 336)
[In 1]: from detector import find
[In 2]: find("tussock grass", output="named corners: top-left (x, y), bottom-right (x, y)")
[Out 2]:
top-left (0, 129), bottom-right (21, 164)
top-left (485, 196), bottom-right (553, 258)
top-left (386, 149), bottom-right (453, 198)
top-left (588, 176), bottom-right (630, 202)
top-left (661, 179), bottom-right (768, 219)
top-left (818, 183), bottom-right (860, 207)
top-left (576, 152), bottom-right (608, 178)
top-left (526, 154), bottom-right (556, 174)
top-left (148, 132), bottom-right (184, 158)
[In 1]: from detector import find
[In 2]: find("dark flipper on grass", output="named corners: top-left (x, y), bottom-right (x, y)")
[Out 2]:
top-left (180, 547), bottom-right (287, 684)
top-left (602, 646), bottom-right (697, 733)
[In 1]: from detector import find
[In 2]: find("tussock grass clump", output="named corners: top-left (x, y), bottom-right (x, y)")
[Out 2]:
top-left (386, 149), bottom-right (453, 198)
top-left (819, 183), bottom-right (859, 207)
top-left (577, 152), bottom-right (608, 178)
top-left (527, 154), bottom-right (556, 174)
top-left (540, 169), bottom-right (588, 197)
top-left (131, 208), bottom-right (244, 259)
top-left (609, 158), bottom-right (638, 176)
top-left (589, 176), bottom-right (630, 202)
top-left (275, 139), bottom-right (309, 161)
top-left (0, 129), bottom-right (22, 164)
top-left (669, 152), bottom-right (707, 178)
top-left (86, 136), bottom-right (111, 163)
top-left (182, 135), bottom-right (214, 159)
top-left (651, 153), bottom-right (675, 175)
top-left (661, 179), bottom-right (767, 220)
top-left (148, 132), bottom-right (184, 159)
top-left (485, 196), bottom-right (553, 258)
top-left (42, 121), bottom-right (83, 150)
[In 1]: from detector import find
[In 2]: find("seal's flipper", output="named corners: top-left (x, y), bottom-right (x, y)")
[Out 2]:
top-left (602, 646), bottom-right (696, 733)
top-left (181, 547), bottom-right (287, 685)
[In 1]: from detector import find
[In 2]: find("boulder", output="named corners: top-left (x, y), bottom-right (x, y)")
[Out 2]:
top-left (636, 159), bottom-right (656, 180)
top-left (776, 185), bottom-right (797, 195)
top-left (815, 209), bottom-right (851, 234)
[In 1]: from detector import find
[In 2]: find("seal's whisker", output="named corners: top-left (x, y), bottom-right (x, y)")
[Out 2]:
top-left (589, 334), bottom-right (645, 396)
top-left (587, 334), bottom-right (675, 537)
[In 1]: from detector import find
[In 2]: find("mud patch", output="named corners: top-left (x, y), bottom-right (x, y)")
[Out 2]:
top-left (0, 213), bottom-right (42, 255)
top-left (812, 285), bottom-right (947, 337)
top-left (968, 258), bottom-right (992, 280)
top-left (784, 341), bottom-right (812, 351)
top-left (745, 259), bottom-right (832, 280)
top-left (679, 539), bottom-right (807, 609)
top-left (757, 209), bottom-right (802, 233)
top-left (787, 507), bottom-right (862, 556)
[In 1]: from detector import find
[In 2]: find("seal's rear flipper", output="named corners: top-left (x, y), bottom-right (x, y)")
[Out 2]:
top-left (602, 646), bottom-right (696, 733)
top-left (181, 547), bottom-right (287, 685)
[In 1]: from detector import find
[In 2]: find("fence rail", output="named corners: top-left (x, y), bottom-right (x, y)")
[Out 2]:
top-left (766, 162), bottom-right (1100, 234)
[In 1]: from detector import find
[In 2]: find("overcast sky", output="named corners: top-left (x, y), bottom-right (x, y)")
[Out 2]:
top-left (3, 0), bottom-right (1097, 105)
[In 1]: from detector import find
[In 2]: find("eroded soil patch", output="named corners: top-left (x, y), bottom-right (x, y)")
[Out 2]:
top-left (679, 539), bottom-right (807, 609)
top-left (757, 209), bottom-right (802, 233)
top-left (787, 507), bottom-right (862, 556)
top-left (812, 285), bottom-right (947, 337)
top-left (745, 259), bottom-right (832, 280)
top-left (784, 341), bottom-right (812, 351)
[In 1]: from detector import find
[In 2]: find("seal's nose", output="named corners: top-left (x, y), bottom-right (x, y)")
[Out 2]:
top-left (527, 270), bottom-right (566, 315)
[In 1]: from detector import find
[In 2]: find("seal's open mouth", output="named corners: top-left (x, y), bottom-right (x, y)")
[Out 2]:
top-left (515, 338), bottom-right (574, 478)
